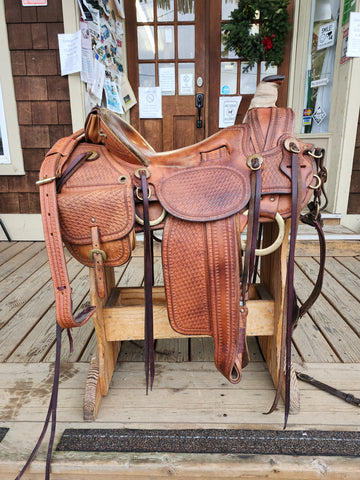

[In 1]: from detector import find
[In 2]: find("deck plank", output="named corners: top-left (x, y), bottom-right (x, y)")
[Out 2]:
top-left (5, 259), bottom-right (84, 362)
top-left (295, 258), bottom-right (360, 361)
top-left (0, 241), bottom-right (33, 265)
top-left (296, 256), bottom-right (360, 337)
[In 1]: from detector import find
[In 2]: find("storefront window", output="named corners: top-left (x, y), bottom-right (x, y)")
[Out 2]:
top-left (303, 0), bottom-right (341, 133)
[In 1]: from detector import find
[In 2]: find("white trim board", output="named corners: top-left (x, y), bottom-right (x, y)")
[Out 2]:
top-left (0, 214), bottom-right (44, 241)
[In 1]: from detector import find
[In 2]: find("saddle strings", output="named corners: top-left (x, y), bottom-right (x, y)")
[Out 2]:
top-left (140, 171), bottom-right (155, 393)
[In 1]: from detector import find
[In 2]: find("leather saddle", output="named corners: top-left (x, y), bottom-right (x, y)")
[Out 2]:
top-left (37, 85), bottom-right (327, 420)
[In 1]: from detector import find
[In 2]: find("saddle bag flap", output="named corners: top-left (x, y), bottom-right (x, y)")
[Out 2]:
top-left (157, 165), bottom-right (250, 221)
top-left (57, 185), bottom-right (135, 266)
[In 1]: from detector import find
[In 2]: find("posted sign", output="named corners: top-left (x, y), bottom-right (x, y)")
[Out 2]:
top-left (22, 0), bottom-right (47, 5)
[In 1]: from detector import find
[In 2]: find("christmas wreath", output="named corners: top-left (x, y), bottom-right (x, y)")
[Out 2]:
top-left (221, 0), bottom-right (291, 72)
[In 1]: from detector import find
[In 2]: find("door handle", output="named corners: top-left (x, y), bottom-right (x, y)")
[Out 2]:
top-left (195, 93), bottom-right (204, 128)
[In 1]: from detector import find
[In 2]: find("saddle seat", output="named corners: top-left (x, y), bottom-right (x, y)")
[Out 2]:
top-left (85, 106), bottom-right (252, 169)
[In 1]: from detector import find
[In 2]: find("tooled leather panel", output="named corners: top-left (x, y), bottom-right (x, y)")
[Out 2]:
top-left (58, 186), bottom-right (134, 245)
top-left (64, 234), bottom-right (133, 267)
top-left (60, 144), bottom-right (132, 189)
top-left (205, 216), bottom-right (242, 383)
top-left (246, 107), bottom-right (294, 151)
top-left (157, 166), bottom-right (250, 221)
top-left (162, 216), bottom-right (212, 335)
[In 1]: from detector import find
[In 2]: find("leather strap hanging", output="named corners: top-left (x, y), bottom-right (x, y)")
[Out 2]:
top-left (14, 324), bottom-right (62, 480)
top-left (297, 372), bottom-right (360, 407)
top-left (140, 170), bottom-right (155, 393)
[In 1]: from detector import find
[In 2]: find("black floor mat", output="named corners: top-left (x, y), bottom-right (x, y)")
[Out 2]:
top-left (57, 428), bottom-right (360, 456)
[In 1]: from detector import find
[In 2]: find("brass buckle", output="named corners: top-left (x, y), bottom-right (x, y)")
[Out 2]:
top-left (135, 186), bottom-right (151, 201)
top-left (36, 173), bottom-right (61, 186)
top-left (89, 249), bottom-right (107, 261)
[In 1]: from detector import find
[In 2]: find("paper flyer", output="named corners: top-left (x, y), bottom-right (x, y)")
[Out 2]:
top-left (347, 12), bottom-right (360, 57)
top-left (104, 79), bottom-right (124, 114)
top-left (219, 96), bottom-right (242, 128)
top-left (121, 74), bottom-right (137, 112)
top-left (139, 87), bottom-right (162, 118)
top-left (80, 19), bottom-right (94, 84)
top-left (58, 30), bottom-right (82, 76)
top-left (91, 59), bottom-right (106, 101)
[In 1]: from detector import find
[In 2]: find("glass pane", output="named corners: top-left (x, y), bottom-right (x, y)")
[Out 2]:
top-left (159, 63), bottom-right (176, 95)
top-left (178, 0), bottom-right (195, 21)
top-left (139, 63), bottom-right (156, 87)
top-left (239, 63), bottom-right (257, 94)
top-left (303, 0), bottom-right (341, 133)
top-left (178, 63), bottom-right (195, 95)
top-left (222, 0), bottom-right (237, 20)
top-left (221, 32), bottom-right (239, 59)
top-left (137, 26), bottom-right (155, 60)
top-left (158, 26), bottom-right (174, 59)
top-left (178, 25), bottom-right (195, 59)
top-left (157, 0), bottom-right (174, 21)
top-left (220, 62), bottom-right (237, 95)
top-left (136, 0), bottom-right (154, 22)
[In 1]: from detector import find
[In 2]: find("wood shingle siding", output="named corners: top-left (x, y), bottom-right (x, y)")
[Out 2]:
top-left (1, 0), bottom-right (71, 215)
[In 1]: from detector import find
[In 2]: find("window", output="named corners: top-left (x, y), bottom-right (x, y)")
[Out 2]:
top-left (0, 1), bottom-right (24, 175)
top-left (302, 0), bottom-right (341, 134)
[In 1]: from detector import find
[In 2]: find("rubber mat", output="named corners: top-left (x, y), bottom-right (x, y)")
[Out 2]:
top-left (57, 429), bottom-right (360, 456)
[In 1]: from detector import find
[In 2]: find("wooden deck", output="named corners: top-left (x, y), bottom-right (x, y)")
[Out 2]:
top-left (1, 236), bottom-right (360, 479)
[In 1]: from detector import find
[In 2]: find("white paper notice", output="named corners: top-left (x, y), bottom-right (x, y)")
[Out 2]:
top-left (80, 19), bottom-right (94, 84)
top-left (219, 96), bottom-right (242, 128)
top-left (91, 59), bottom-right (105, 100)
top-left (347, 12), bottom-right (360, 57)
top-left (159, 66), bottom-right (175, 95)
top-left (317, 21), bottom-right (337, 50)
top-left (58, 30), bottom-right (82, 76)
top-left (139, 87), bottom-right (162, 118)
top-left (179, 73), bottom-right (194, 95)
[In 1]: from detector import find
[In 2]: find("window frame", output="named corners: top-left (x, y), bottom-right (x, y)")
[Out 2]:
top-left (0, 0), bottom-right (24, 176)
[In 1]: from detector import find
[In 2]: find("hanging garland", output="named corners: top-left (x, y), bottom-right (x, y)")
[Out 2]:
top-left (221, 0), bottom-right (291, 72)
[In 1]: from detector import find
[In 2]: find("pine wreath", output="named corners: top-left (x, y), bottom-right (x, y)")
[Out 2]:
top-left (222, 1), bottom-right (291, 72)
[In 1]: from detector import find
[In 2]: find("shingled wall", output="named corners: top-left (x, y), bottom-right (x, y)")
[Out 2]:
top-left (1, 0), bottom-right (72, 214)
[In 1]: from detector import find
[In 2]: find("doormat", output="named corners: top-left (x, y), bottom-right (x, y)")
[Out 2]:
top-left (57, 429), bottom-right (360, 456)
top-left (0, 428), bottom-right (9, 442)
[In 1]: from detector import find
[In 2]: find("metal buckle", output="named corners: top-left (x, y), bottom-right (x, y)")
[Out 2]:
top-left (89, 249), bottom-right (107, 261)
top-left (36, 173), bottom-right (61, 186)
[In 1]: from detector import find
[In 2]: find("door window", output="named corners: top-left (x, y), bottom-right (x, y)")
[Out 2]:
top-left (136, 0), bottom-right (196, 96)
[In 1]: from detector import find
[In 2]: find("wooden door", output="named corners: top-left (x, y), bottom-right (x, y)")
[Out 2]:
top-left (124, 0), bottom-right (206, 151)
top-left (124, 0), bottom-right (292, 149)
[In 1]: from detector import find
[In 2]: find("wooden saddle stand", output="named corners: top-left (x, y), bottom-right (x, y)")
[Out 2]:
top-left (15, 77), bottom-right (327, 479)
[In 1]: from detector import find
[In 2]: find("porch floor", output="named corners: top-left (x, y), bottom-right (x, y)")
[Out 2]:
top-left (0, 238), bottom-right (360, 479)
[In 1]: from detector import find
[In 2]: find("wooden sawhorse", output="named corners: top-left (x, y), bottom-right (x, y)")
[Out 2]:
top-left (83, 220), bottom-right (300, 420)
